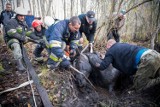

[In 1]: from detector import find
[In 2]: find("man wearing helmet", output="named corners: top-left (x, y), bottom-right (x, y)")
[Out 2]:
top-left (107, 10), bottom-right (126, 42)
top-left (25, 10), bottom-right (41, 29)
top-left (78, 11), bottom-right (97, 53)
top-left (5, 7), bottom-right (35, 72)
top-left (30, 19), bottom-right (46, 62)
top-left (95, 39), bottom-right (160, 92)
top-left (45, 16), bottom-right (81, 70)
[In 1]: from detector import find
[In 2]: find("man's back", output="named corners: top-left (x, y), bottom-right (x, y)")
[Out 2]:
top-left (101, 43), bottom-right (145, 75)
top-left (45, 19), bottom-right (68, 42)
top-left (78, 14), bottom-right (97, 34)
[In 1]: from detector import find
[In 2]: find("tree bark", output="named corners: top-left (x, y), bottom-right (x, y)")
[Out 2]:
top-left (125, 0), bottom-right (154, 14)
top-left (17, 0), bottom-right (21, 7)
top-left (28, 0), bottom-right (32, 13)
top-left (46, 0), bottom-right (53, 16)
top-left (151, 24), bottom-right (160, 49)
top-left (63, 0), bottom-right (66, 18)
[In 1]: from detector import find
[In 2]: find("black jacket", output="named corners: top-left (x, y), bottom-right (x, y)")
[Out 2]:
top-left (99, 43), bottom-right (145, 76)
top-left (29, 26), bottom-right (46, 40)
top-left (78, 14), bottom-right (97, 43)
top-left (0, 10), bottom-right (15, 26)
top-left (5, 17), bottom-right (28, 42)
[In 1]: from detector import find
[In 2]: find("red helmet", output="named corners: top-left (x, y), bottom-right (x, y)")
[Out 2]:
top-left (32, 20), bottom-right (43, 28)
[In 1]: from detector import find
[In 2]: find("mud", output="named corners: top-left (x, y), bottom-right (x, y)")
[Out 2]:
top-left (0, 40), bottom-right (160, 107)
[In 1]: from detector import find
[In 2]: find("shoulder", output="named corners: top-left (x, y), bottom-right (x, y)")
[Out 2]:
top-left (56, 19), bottom-right (68, 28)
top-left (78, 14), bottom-right (86, 20)
top-left (1, 10), bottom-right (5, 14)
top-left (8, 18), bottom-right (17, 24)
top-left (11, 11), bottom-right (16, 14)
top-left (93, 20), bottom-right (97, 25)
top-left (0, 10), bottom-right (6, 16)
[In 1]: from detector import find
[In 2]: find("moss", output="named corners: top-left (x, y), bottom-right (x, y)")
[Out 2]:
top-left (0, 63), bottom-right (4, 71)
top-left (157, 33), bottom-right (160, 43)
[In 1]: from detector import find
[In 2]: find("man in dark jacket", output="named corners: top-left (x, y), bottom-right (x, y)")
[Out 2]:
top-left (5, 7), bottom-right (36, 72)
top-left (0, 3), bottom-right (15, 35)
top-left (95, 39), bottom-right (160, 92)
top-left (78, 11), bottom-right (97, 53)
top-left (107, 10), bottom-right (126, 42)
top-left (45, 16), bottom-right (81, 70)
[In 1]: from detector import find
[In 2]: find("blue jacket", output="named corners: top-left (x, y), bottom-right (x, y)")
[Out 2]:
top-left (78, 14), bottom-right (97, 43)
top-left (45, 19), bottom-right (80, 58)
top-left (99, 43), bottom-right (146, 76)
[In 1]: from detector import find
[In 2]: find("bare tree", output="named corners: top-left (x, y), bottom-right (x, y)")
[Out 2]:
top-left (28, 0), bottom-right (32, 13)
top-left (17, 0), bottom-right (21, 7)
top-left (70, 0), bottom-right (74, 16)
top-left (63, 0), bottom-right (66, 18)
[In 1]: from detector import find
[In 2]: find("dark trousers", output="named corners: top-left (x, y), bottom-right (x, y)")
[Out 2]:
top-left (107, 29), bottom-right (120, 42)
top-left (34, 44), bottom-right (44, 57)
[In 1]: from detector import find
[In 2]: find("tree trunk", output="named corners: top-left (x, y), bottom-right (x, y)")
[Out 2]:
top-left (63, 0), bottom-right (66, 18)
top-left (28, 0), bottom-right (32, 13)
top-left (71, 0), bottom-right (74, 16)
top-left (46, 0), bottom-right (53, 16)
top-left (17, 0), bottom-right (21, 7)
top-left (39, 0), bottom-right (45, 18)
top-left (1, 0), bottom-right (4, 10)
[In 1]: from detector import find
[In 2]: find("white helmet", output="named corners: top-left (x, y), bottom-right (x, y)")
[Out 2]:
top-left (44, 16), bottom-right (55, 27)
top-left (15, 7), bottom-right (27, 15)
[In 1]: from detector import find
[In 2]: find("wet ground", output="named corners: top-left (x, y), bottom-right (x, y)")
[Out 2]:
top-left (0, 38), bottom-right (160, 107)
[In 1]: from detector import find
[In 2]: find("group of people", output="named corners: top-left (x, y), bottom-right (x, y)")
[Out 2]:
top-left (1, 3), bottom-right (160, 92)
top-left (0, 3), bottom-right (98, 72)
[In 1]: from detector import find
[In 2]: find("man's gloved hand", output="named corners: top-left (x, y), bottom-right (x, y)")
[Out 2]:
top-left (70, 49), bottom-right (76, 58)
top-left (95, 62), bottom-right (100, 68)
top-left (39, 39), bottom-right (46, 48)
top-left (20, 36), bottom-right (28, 43)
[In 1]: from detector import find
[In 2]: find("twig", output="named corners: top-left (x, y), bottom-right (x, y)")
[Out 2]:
top-left (125, 0), bottom-right (154, 14)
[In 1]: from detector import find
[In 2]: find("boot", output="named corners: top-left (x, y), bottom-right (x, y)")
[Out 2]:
top-left (16, 59), bottom-right (26, 73)
top-left (34, 56), bottom-right (43, 63)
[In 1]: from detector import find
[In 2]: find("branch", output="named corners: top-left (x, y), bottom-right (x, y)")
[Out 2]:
top-left (125, 0), bottom-right (154, 14)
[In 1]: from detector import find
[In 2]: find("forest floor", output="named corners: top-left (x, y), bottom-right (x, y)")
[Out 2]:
top-left (0, 34), bottom-right (160, 107)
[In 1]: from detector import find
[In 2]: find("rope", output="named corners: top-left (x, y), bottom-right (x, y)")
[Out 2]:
top-left (0, 73), bottom-right (42, 95)
top-left (69, 65), bottom-right (96, 90)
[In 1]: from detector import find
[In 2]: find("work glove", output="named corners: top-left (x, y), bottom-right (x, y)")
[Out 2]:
top-left (70, 49), bottom-right (76, 58)
top-left (95, 62), bottom-right (100, 68)
top-left (20, 36), bottom-right (28, 43)
top-left (39, 39), bottom-right (46, 48)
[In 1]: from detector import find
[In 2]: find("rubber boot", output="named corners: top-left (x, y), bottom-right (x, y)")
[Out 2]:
top-left (34, 44), bottom-right (44, 63)
top-left (16, 59), bottom-right (26, 73)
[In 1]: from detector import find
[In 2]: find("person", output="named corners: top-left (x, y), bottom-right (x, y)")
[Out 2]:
top-left (0, 3), bottom-right (15, 36)
top-left (25, 10), bottom-right (41, 29)
top-left (30, 19), bottom-right (46, 62)
top-left (107, 10), bottom-right (126, 42)
top-left (44, 16), bottom-right (59, 28)
top-left (45, 16), bottom-right (81, 70)
top-left (5, 7), bottom-right (33, 72)
top-left (78, 10), bottom-right (97, 53)
top-left (95, 39), bottom-right (160, 92)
